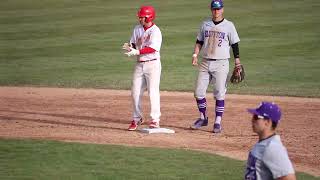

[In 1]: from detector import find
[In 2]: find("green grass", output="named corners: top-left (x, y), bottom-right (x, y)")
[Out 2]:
top-left (0, 138), bottom-right (318, 180)
top-left (0, 1), bottom-right (319, 178)
top-left (0, 0), bottom-right (320, 97)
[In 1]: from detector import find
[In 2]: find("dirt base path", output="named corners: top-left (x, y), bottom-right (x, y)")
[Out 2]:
top-left (0, 87), bottom-right (319, 176)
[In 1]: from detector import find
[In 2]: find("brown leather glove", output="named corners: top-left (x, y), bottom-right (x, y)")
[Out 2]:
top-left (230, 64), bottom-right (245, 84)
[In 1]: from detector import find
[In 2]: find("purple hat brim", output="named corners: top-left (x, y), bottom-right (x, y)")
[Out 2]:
top-left (247, 109), bottom-right (261, 116)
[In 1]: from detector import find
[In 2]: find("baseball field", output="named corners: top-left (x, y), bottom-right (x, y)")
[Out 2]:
top-left (1, 0), bottom-right (320, 179)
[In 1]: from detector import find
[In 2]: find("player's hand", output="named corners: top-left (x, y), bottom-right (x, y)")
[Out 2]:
top-left (122, 43), bottom-right (131, 52)
top-left (124, 47), bottom-right (140, 57)
top-left (235, 58), bottom-right (241, 67)
top-left (192, 57), bottom-right (198, 66)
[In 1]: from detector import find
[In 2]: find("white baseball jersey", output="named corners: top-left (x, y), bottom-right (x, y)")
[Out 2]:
top-left (197, 18), bottom-right (240, 59)
top-left (245, 135), bottom-right (295, 180)
top-left (130, 24), bottom-right (162, 61)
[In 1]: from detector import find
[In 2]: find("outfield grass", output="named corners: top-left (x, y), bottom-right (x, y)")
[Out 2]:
top-left (0, 138), bottom-right (318, 180)
top-left (0, 0), bottom-right (319, 97)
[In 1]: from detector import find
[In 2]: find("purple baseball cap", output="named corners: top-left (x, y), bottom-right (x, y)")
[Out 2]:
top-left (211, 0), bottom-right (224, 9)
top-left (247, 102), bottom-right (282, 123)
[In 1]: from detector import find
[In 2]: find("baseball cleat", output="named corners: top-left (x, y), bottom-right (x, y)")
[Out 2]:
top-left (149, 121), bottom-right (160, 128)
top-left (213, 123), bottom-right (222, 133)
top-left (190, 117), bottom-right (208, 129)
top-left (128, 119), bottom-right (143, 131)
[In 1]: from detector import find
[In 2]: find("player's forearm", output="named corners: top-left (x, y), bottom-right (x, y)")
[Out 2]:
top-left (231, 43), bottom-right (239, 58)
top-left (193, 41), bottom-right (202, 56)
top-left (128, 44), bottom-right (156, 55)
top-left (232, 43), bottom-right (240, 65)
top-left (139, 46), bottom-right (156, 54)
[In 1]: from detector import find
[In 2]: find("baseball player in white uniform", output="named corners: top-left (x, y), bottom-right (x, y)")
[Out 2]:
top-left (122, 6), bottom-right (162, 131)
top-left (190, 0), bottom-right (242, 133)
top-left (245, 102), bottom-right (296, 180)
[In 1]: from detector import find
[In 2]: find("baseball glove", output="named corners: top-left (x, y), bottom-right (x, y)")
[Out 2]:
top-left (230, 64), bottom-right (245, 84)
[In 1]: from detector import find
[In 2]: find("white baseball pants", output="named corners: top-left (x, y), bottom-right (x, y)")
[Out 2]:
top-left (131, 60), bottom-right (161, 123)
top-left (194, 59), bottom-right (229, 100)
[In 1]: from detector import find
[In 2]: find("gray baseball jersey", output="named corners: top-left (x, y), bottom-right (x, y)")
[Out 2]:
top-left (245, 135), bottom-right (295, 180)
top-left (197, 18), bottom-right (240, 59)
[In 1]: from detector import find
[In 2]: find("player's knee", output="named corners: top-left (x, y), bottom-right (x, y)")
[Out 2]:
top-left (214, 89), bottom-right (226, 100)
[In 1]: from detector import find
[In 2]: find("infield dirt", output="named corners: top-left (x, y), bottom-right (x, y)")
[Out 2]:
top-left (0, 87), bottom-right (319, 176)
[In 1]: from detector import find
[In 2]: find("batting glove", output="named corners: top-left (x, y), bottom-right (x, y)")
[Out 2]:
top-left (124, 47), bottom-right (140, 57)
top-left (122, 43), bottom-right (131, 51)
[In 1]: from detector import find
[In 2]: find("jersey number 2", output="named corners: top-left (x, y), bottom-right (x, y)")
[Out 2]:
top-left (218, 39), bottom-right (222, 47)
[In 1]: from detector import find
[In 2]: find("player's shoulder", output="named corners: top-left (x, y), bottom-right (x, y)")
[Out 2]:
top-left (151, 24), bottom-right (161, 30)
top-left (149, 24), bottom-right (162, 34)
top-left (198, 18), bottom-right (213, 29)
top-left (133, 24), bottom-right (143, 30)
top-left (262, 135), bottom-right (291, 163)
top-left (201, 17), bottom-right (213, 25)
top-left (265, 135), bottom-right (286, 151)
top-left (223, 18), bottom-right (232, 23)
top-left (222, 19), bottom-right (236, 27)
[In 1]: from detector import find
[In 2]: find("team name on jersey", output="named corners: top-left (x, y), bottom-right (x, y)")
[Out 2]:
top-left (204, 30), bottom-right (225, 39)
top-left (245, 152), bottom-right (257, 180)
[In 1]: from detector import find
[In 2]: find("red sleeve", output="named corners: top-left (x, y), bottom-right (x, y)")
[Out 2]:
top-left (139, 47), bottom-right (156, 54)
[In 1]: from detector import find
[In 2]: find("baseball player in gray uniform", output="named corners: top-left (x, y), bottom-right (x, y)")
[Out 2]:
top-left (245, 102), bottom-right (296, 180)
top-left (190, 0), bottom-right (242, 133)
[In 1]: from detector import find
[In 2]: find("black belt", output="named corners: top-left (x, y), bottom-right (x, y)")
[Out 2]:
top-left (206, 59), bottom-right (217, 61)
top-left (139, 59), bottom-right (157, 62)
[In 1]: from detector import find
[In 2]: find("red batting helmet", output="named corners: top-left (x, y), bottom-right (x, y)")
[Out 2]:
top-left (137, 6), bottom-right (156, 23)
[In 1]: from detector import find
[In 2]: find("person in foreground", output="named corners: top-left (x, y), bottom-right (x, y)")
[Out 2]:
top-left (245, 102), bottom-right (296, 180)
top-left (122, 6), bottom-right (162, 131)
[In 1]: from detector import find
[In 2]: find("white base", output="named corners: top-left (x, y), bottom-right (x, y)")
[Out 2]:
top-left (140, 127), bottom-right (175, 134)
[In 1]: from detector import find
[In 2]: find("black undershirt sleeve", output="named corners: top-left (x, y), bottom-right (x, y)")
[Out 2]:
top-left (231, 43), bottom-right (240, 58)
top-left (131, 43), bottom-right (136, 49)
top-left (196, 39), bottom-right (204, 46)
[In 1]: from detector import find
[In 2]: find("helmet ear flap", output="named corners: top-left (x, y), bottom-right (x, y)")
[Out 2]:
top-left (145, 16), bottom-right (153, 23)
top-left (137, 6), bottom-right (156, 23)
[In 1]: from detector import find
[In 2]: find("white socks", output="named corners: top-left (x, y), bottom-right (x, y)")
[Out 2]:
top-left (215, 116), bottom-right (222, 124)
